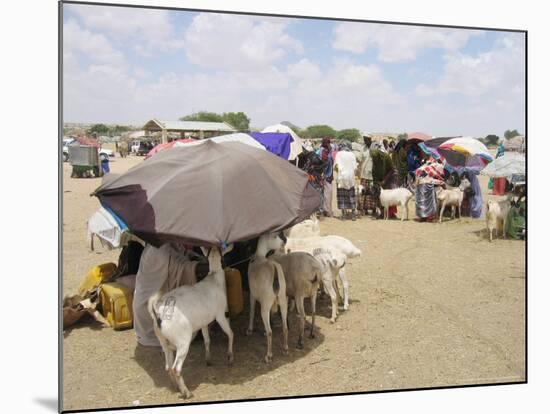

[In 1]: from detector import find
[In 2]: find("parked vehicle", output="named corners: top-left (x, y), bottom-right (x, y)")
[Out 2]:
top-left (63, 138), bottom-right (75, 162)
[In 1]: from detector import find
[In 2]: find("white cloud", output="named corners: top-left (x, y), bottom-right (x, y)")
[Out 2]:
top-left (415, 34), bottom-right (525, 97)
top-left (63, 19), bottom-right (125, 65)
top-left (68, 4), bottom-right (184, 54)
top-left (333, 23), bottom-right (478, 62)
top-left (184, 13), bottom-right (303, 70)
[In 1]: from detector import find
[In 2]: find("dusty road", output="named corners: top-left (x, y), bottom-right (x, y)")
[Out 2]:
top-left (62, 155), bottom-right (525, 411)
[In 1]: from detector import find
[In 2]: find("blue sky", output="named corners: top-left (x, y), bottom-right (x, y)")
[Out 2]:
top-left (63, 4), bottom-right (525, 137)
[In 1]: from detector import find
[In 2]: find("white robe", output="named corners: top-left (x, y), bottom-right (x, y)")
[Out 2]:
top-left (133, 244), bottom-right (197, 346)
top-left (335, 150), bottom-right (358, 190)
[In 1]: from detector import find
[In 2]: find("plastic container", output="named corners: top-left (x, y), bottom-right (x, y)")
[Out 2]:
top-left (224, 268), bottom-right (243, 317)
top-left (99, 282), bottom-right (134, 330)
top-left (492, 177), bottom-right (507, 195)
top-left (78, 263), bottom-right (118, 296)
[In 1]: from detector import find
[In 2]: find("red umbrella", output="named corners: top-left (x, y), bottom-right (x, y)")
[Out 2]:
top-left (145, 139), bottom-right (195, 159)
top-left (407, 132), bottom-right (432, 143)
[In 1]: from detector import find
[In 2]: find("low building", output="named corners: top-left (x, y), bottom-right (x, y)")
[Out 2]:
top-left (143, 119), bottom-right (237, 143)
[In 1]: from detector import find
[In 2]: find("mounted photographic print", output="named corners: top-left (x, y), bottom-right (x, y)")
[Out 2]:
top-left (60, 1), bottom-right (526, 412)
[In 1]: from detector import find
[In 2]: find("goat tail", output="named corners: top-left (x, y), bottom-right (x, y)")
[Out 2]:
top-left (147, 289), bottom-right (164, 330)
top-left (272, 261), bottom-right (284, 296)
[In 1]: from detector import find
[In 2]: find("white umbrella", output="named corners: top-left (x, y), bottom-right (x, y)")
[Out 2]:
top-left (174, 133), bottom-right (267, 151)
top-left (261, 123), bottom-right (304, 160)
top-left (481, 152), bottom-right (525, 178)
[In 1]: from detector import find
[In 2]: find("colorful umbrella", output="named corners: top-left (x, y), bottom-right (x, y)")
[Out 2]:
top-left (439, 137), bottom-right (493, 163)
top-left (421, 136), bottom-right (493, 174)
top-left (145, 139), bottom-right (195, 159)
top-left (406, 132), bottom-right (433, 143)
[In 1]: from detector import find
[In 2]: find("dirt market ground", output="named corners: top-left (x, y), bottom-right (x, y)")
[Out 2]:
top-left (62, 156), bottom-right (525, 411)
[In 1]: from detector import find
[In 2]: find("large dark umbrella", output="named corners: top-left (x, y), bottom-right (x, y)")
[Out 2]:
top-left (92, 140), bottom-right (321, 247)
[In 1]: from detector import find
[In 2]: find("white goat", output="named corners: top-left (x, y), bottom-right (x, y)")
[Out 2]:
top-left (437, 179), bottom-right (470, 223)
top-left (285, 235), bottom-right (361, 259)
top-left (147, 245), bottom-right (234, 399)
top-left (284, 215), bottom-right (321, 239)
top-left (269, 251), bottom-right (321, 348)
top-left (285, 235), bottom-right (359, 312)
top-left (311, 248), bottom-right (347, 323)
top-left (247, 233), bottom-right (289, 363)
top-left (379, 188), bottom-right (413, 221)
top-left (486, 198), bottom-right (511, 242)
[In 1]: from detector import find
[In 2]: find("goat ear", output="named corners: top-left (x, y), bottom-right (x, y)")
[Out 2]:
top-left (200, 246), bottom-right (208, 256)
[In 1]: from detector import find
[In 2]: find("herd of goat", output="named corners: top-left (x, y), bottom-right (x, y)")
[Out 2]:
top-left (145, 182), bottom-right (516, 398)
top-left (147, 215), bottom-right (360, 399)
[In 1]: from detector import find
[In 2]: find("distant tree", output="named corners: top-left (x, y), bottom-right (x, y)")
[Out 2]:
top-left (336, 128), bottom-right (362, 142)
top-left (281, 121), bottom-right (303, 136)
top-left (180, 111), bottom-right (251, 131)
top-left (305, 124), bottom-right (337, 139)
top-left (222, 112), bottom-right (250, 131)
top-left (484, 134), bottom-right (500, 146)
top-left (88, 123), bottom-right (110, 136)
top-left (397, 133), bottom-right (408, 140)
top-left (180, 111), bottom-right (224, 123)
top-left (111, 125), bottom-right (132, 134)
top-left (504, 129), bottom-right (521, 139)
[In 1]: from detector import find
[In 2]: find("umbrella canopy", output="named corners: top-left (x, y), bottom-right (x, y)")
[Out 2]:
top-left (261, 124), bottom-right (304, 160)
top-left (481, 152), bottom-right (525, 178)
top-left (173, 133), bottom-right (266, 151)
top-left (92, 140), bottom-right (321, 247)
top-left (249, 132), bottom-right (293, 160)
top-left (407, 132), bottom-right (432, 143)
top-left (146, 139), bottom-right (195, 159)
top-left (439, 137), bottom-right (492, 161)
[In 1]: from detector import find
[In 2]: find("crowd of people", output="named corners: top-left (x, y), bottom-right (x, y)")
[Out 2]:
top-left (300, 135), bottom-right (484, 222)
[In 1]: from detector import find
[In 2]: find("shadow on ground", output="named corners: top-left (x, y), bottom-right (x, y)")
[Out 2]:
top-left (133, 298), bottom-right (329, 395)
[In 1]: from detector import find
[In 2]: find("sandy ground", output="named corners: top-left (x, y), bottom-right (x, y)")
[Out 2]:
top-left (62, 155), bottom-right (525, 411)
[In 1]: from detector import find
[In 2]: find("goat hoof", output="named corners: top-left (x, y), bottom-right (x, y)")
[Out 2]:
top-left (344, 304), bottom-right (349, 311)
top-left (245, 329), bottom-right (253, 336)
top-left (296, 342), bottom-right (304, 349)
top-left (309, 332), bottom-right (315, 339)
top-left (205, 360), bottom-right (212, 366)
top-left (228, 354), bottom-right (234, 365)
top-left (264, 355), bottom-right (272, 363)
top-left (283, 348), bottom-right (289, 355)
top-left (329, 318), bottom-right (336, 324)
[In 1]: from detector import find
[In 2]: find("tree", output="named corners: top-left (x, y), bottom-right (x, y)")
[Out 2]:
top-left (88, 123), bottom-right (110, 136)
top-left (304, 124), bottom-right (337, 139)
top-left (397, 133), bottom-right (408, 140)
top-left (180, 111), bottom-right (224, 123)
top-left (180, 111), bottom-right (251, 131)
top-left (222, 112), bottom-right (250, 131)
top-left (336, 128), bottom-right (362, 142)
top-left (504, 129), bottom-right (521, 140)
top-left (484, 134), bottom-right (500, 146)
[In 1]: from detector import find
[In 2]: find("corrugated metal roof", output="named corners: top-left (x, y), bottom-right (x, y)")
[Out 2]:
top-left (152, 119), bottom-right (236, 132)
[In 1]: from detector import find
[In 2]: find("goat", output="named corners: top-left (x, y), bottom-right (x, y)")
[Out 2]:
top-left (269, 251), bottom-right (321, 348)
top-left (247, 232), bottom-right (289, 363)
top-left (379, 188), bottom-right (413, 221)
top-left (147, 245), bottom-right (234, 399)
top-left (311, 248), bottom-right (347, 323)
top-left (486, 198), bottom-right (512, 242)
top-left (284, 214), bottom-right (321, 239)
top-left (437, 178), bottom-right (471, 223)
top-left (285, 235), bottom-right (361, 259)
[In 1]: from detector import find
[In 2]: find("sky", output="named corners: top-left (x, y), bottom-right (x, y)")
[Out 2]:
top-left (62, 3), bottom-right (526, 137)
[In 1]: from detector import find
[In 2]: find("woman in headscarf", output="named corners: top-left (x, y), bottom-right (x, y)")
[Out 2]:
top-left (371, 142), bottom-right (399, 218)
top-left (463, 170), bottom-right (483, 218)
top-left (318, 137), bottom-right (334, 217)
top-left (334, 142), bottom-right (358, 220)
top-left (414, 156), bottom-right (446, 222)
top-left (359, 136), bottom-right (376, 215)
top-left (391, 138), bottom-right (408, 186)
